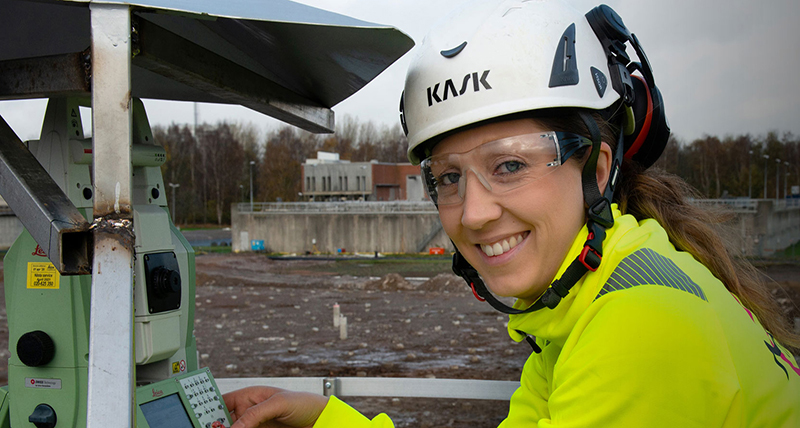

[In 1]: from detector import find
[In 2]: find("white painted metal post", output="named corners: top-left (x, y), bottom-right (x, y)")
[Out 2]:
top-left (87, 4), bottom-right (135, 428)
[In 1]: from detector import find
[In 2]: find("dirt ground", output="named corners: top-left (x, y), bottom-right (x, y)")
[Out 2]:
top-left (0, 254), bottom-right (798, 427)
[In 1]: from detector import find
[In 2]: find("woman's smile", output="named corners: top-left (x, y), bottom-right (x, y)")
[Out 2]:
top-left (478, 231), bottom-right (529, 257)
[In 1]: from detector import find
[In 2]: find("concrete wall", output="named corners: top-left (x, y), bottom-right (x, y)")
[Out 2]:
top-left (232, 202), bottom-right (453, 254)
top-left (697, 199), bottom-right (800, 257)
top-left (233, 200), bottom-right (800, 257)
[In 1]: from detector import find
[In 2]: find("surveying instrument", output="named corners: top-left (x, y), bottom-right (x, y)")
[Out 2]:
top-left (0, 1), bottom-right (412, 427)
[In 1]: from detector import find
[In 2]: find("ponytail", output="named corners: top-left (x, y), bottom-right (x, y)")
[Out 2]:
top-left (616, 163), bottom-right (800, 350)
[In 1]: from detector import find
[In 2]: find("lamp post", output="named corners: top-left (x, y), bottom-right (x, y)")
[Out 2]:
top-left (168, 182), bottom-right (180, 224)
top-left (748, 150), bottom-right (753, 198)
top-left (776, 158), bottom-right (781, 200)
top-left (763, 154), bottom-right (769, 198)
top-left (785, 161), bottom-right (790, 199)
top-left (249, 160), bottom-right (255, 211)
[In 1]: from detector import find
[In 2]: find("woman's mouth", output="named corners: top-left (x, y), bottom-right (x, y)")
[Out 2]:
top-left (479, 232), bottom-right (528, 257)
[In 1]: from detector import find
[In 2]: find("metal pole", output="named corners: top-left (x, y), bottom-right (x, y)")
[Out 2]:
top-left (169, 183), bottom-right (180, 224)
top-left (87, 4), bottom-right (135, 428)
top-left (763, 154), bottom-right (769, 198)
top-left (249, 160), bottom-right (255, 211)
top-left (748, 150), bottom-right (753, 198)
top-left (776, 158), bottom-right (781, 200)
top-left (785, 161), bottom-right (790, 199)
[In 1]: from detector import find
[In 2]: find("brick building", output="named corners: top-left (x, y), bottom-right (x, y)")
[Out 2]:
top-left (301, 152), bottom-right (426, 202)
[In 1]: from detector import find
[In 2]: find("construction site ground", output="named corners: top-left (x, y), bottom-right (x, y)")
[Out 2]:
top-left (0, 253), bottom-right (798, 427)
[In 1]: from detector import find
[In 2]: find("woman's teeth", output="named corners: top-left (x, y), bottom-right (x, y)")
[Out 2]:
top-left (481, 234), bottom-right (524, 257)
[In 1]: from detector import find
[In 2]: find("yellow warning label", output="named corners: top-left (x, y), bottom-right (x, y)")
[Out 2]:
top-left (27, 262), bottom-right (60, 290)
top-left (172, 362), bottom-right (180, 374)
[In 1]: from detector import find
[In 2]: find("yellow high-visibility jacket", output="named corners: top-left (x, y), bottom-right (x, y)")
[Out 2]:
top-left (314, 206), bottom-right (800, 427)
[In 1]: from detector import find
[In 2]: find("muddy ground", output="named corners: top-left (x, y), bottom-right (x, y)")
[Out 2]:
top-left (0, 254), bottom-right (798, 427)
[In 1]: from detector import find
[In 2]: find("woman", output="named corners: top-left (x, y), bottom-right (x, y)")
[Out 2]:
top-left (224, 1), bottom-right (800, 426)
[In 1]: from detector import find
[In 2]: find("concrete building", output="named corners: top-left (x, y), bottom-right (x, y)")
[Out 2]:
top-left (301, 152), bottom-right (426, 202)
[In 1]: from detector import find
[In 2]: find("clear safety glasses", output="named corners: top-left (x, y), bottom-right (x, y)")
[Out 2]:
top-left (421, 131), bottom-right (593, 206)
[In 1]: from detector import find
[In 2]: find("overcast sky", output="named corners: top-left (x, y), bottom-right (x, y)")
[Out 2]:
top-left (1, 0), bottom-right (799, 144)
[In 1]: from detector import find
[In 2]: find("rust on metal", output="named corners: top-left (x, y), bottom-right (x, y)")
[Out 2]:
top-left (90, 216), bottom-right (135, 252)
top-left (0, 52), bottom-right (91, 100)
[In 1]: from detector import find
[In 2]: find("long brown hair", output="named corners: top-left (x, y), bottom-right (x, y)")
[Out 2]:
top-left (534, 107), bottom-right (800, 350)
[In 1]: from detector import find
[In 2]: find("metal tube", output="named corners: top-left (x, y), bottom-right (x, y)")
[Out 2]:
top-left (776, 158), bottom-right (781, 201)
top-left (86, 4), bottom-right (135, 428)
top-left (0, 115), bottom-right (91, 274)
top-left (215, 377), bottom-right (520, 401)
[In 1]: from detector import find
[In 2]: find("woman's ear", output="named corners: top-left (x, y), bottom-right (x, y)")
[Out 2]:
top-left (595, 142), bottom-right (614, 193)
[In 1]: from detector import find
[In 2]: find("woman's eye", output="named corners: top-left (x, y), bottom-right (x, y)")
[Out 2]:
top-left (438, 172), bottom-right (461, 186)
top-left (497, 161), bottom-right (524, 174)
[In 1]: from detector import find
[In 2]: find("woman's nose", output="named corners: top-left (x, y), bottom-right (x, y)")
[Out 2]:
top-left (459, 169), bottom-right (502, 230)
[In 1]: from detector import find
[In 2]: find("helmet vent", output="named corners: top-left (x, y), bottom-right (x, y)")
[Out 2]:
top-left (440, 41), bottom-right (468, 58)
top-left (548, 23), bottom-right (579, 88)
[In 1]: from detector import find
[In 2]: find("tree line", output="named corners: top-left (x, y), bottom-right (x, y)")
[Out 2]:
top-left (154, 117), bottom-right (800, 226)
top-left (154, 116), bottom-right (408, 225)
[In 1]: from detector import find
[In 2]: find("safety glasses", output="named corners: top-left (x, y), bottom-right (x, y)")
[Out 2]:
top-left (421, 131), bottom-right (593, 205)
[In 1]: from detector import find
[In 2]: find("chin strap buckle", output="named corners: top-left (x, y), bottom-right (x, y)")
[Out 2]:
top-left (578, 223), bottom-right (605, 272)
top-left (579, 244), bottom-right (602, 272)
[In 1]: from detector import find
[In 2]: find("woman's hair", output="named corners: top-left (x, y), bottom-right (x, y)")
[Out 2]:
top-left (532, 106), bottom-right (800, 350)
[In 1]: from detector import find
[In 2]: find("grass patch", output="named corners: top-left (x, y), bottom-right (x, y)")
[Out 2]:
top-left (778, 240), bottom-right (800, 259)
top-left (193, 245), bottom-right (232, 254)
top-left (304, 256), bottom-right (452, 278)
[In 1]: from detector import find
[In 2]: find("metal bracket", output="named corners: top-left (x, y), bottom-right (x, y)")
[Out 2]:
top-left (322, 377), bottom-right (340, 397)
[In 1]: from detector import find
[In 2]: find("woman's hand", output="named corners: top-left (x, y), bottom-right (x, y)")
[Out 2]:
top-left (223, 386), bottom-right (329, 428)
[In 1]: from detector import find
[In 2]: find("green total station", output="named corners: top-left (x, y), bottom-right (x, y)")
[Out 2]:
top-left (0, 97), bottom-right (226, 428)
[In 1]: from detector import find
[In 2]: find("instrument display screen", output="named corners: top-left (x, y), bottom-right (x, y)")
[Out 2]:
top-left (140, 393), bottom-right (193, 428)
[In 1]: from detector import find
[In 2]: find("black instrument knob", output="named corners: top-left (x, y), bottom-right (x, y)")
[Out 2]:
top-left (17, 331), bottom-right (55, 367)
top-left (29, 403), bottom-right (57, 428)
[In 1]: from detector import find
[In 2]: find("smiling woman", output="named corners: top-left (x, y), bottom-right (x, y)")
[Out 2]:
top-left (223, 1), bottom-right (800, 427)
top-left (433, 119), bottom-right (593, 301)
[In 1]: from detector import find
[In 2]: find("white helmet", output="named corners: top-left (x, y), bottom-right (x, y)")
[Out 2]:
top-left (402, 0), bottom-right (621, 164)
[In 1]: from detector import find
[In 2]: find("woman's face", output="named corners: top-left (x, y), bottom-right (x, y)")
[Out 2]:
top-left (434, 118), bottom-right (587, 300)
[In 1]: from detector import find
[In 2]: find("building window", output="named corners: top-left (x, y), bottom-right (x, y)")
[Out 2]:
top-left (339, 176), bottom-right (342, 191)
top-left (306, 177), bottom-right (310, 192)
top-left (312, 177), bottom-right (316, 191)
top-left (345, 176), bottom-right (348, 191)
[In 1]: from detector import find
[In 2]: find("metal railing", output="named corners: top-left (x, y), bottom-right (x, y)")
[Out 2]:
top-left (237, 201), bottom-right (437, 214)
top-left (690, 198), bottom-right (800, 213)
top-left (217, 377), bottom-right (518, 401)
top-left (690, 198), bottom-right (759, 213)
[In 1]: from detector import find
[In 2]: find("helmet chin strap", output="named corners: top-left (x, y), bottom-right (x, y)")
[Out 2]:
top-left (451, 111), bottom-right (624, 315)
